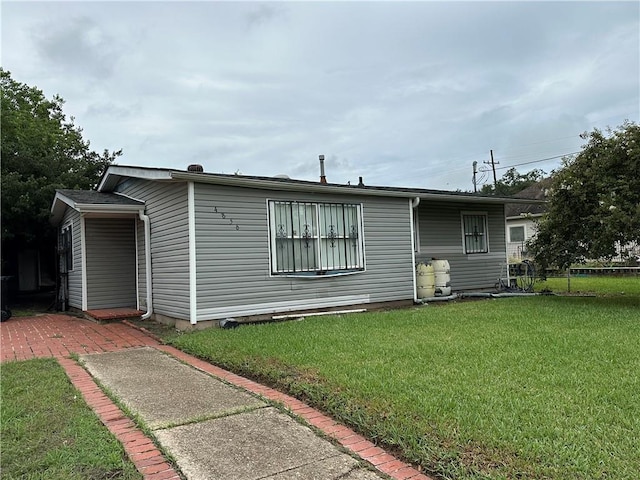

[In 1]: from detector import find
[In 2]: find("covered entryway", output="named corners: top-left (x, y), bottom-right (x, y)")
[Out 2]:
top-left (50, 189), bottom-right (147, 314)
top-left (85, 218), bottom-right (137, 309)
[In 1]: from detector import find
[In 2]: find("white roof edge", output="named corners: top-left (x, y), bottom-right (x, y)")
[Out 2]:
top-left (171, 171), bottom-right (413, 197)
top-left (50, 193), bottom-right (144, 226)
top-left (74, 203), bottom-right (144, 212)
top-left (98, 165), bottom-right (173, 191)
top-left (99, 165), bottom-right (546, 204)
top-left (171, 171), bottom-right (542, 204)
top-left (50, 191), bottom-right (77, 225)
top-left (506, 212), bottom-right (545, 220)
top-left (51, 191), bottom-right (77, 212)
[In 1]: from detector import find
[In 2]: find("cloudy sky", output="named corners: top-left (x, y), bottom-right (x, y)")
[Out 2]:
top-left (2, 1), bottom-right (638, 191)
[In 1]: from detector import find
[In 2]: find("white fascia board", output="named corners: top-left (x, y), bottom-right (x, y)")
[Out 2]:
top-left (171, 172), bottom-right (412, 198)
top-left (171, 171), bottom-right (547, 204)
top-left (50, 192), bottom-right (78, 225)
top-left (98, 165), bottom-right (548, 204)
top-left (74, 203), bottom-right (143, 214)
top-left (506, 213), bottom-right (545, 221)
top-left (52, 191), bottom-right (77, 211)
top-left (98, 165), bottom-right (173, 192)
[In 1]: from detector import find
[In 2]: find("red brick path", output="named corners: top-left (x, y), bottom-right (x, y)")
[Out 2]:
top-left (1, 314), bottom-right (433, 480)
top-left (0, 314), bottom-right (157, 362)
top-left (1, 314), bottom-right (180, 480)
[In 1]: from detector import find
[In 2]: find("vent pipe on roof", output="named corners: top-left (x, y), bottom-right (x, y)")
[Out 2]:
top-left (358, 176), bottom-right (364, 187)
top-left (319, 155), bottom-right (327, 184)
top-left (187, 164), bottom-right (204, 173)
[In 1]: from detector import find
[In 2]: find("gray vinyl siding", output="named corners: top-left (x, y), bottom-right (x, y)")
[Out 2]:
top-left (61, 208), bottom-right (83, 309)
top-left (115, 180), bottom-right (190, 319)
top-left (194, 183), bottom-right (414, 321)
top-left (416, 201), bottom-right (507, 291)
top-left (85, 218), bottom-right (137, 309)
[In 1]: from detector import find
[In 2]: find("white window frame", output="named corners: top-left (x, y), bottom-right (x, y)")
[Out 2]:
top-left (461, 211), bottom-right (489, 254)
top-left (509, 224), bottom-right (526, 243)
top-left (268, 200), bottom-right (366, 277)
top-left (61, 221), bottom-right (74, 271)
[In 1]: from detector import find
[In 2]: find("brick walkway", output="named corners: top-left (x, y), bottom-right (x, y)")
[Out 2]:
top-left (1, 314), bottom-right (432, 480)
top-left (1, 314), bottom-right (180, 480)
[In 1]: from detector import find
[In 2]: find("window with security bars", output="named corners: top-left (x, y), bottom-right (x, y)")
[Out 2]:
top-left (462, 213), bottom-right (488, 254)
top-left (269, 201), bottom-right (365, 275)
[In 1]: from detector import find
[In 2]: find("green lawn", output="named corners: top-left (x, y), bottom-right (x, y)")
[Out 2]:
top-left (168, 279), bottom-right (640, 479)
top-left (536, 274), bottom-right (640, 295)
top-left (1, 357), bottom-right (142, 480)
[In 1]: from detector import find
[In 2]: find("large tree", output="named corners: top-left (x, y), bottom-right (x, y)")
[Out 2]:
top-left (528, 121), bottom-right (640, 270)
top-left (480, 167), bottom-right (545, 196)
top-left (1, 69), bottom-right (121, 275)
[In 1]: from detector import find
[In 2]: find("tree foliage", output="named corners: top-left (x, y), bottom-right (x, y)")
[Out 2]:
top-left (1, 69), bottom-right (121, 246)
top-left (480, 167), bottom-right (545, 196)
top-left (528, 122), bottom-right (640, 270)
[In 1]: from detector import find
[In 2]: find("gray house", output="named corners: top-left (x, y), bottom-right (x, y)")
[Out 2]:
top-left (50, 164), bottom-right (531, 329)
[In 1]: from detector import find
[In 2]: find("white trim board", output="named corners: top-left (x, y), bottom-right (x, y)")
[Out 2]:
top-left (197, 294), bottom-right (371, 322)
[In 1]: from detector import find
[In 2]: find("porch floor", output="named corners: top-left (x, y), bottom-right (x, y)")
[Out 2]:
top-left (84, 308), bottom-right (144, 322)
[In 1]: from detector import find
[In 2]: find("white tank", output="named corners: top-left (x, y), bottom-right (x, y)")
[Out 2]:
top-left (416, 263), bottom-right (436, 298)
top-left (432, 259), bottom-right (451, 296)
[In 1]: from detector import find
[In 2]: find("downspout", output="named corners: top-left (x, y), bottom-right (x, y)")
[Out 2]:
top-left (503, 203), bottom-right (510, 288)
top-left (410, 197), bottom-right (420, 303)
top-left (139, 209), bottom-right (153, 320)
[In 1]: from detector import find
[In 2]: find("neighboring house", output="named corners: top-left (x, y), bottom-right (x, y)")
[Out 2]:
top-left (505, 178), bottom-right (551, 260)
top-left (50, 164), bottom-right (535, 329)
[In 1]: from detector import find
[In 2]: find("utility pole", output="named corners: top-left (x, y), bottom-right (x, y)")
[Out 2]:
top-left (472, 161), bottom-right (478, 193)
top-left (484, 150), bottom-right (499, 188)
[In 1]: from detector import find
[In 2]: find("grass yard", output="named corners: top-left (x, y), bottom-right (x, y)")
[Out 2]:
top-left (536, 274), bottom-right (640, 296)
top-left (168, 279), bottom-right (640, 479)
top-left (0, 357), bottom-right (142, 480)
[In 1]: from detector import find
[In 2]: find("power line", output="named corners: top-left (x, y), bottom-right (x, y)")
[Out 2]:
top-left (494, 151), bottom-right (581, 171)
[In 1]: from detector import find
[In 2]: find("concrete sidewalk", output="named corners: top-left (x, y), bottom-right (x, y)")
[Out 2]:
top-left (2, 315), bottom-right (432, 480)
top-left (81, 347), bottom-right (384, 480)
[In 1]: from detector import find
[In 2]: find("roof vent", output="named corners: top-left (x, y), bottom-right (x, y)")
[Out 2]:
top-left (319, 155), bottom-right (327, 184)
top-left (187, 164), bottom-right (204, 173)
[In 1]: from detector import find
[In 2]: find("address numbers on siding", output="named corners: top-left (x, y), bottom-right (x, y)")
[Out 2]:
top-left (213, 206), bottom-right (240, 230)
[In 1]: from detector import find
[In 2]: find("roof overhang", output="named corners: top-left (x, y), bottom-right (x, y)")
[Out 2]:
top-left (97, 165), bottom-right (545, 206)
top-left (506, 212), bottom-right (545, 221)
top-left (98, 165), bottom-right (174, 192)
top-left (50, 191), bottom-right (144, 226)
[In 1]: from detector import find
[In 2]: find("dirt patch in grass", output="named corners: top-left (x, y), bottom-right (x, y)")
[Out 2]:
top-left (125, 318), bottom-right (183, 341)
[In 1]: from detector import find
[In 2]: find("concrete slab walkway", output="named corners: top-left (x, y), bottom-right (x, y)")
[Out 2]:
top-left (1, 314), bottom-right (433, 480)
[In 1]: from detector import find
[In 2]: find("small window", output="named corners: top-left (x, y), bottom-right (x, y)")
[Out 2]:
top-left (268, 201), bottom-right (365, 275)
top-left (462, 213), bottom-right (488, 254)
top-left (61, 223), bottom-right (73, 272)
top-left (509, 225), bottom-right (525, 243)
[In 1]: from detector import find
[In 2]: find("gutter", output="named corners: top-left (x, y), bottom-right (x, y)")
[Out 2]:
top-left (170, 171), bottom-right (544, 204)
top-left (410, 197), bottom-right (420, 303)
top-left (138, 209), bottom-right (153, 320)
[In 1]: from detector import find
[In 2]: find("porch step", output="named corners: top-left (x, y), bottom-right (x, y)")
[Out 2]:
top-left (84, 308), bottom-right (144, 323)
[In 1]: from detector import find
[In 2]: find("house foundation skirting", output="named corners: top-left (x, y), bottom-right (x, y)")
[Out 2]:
top-left (152, 298), bottom-right (414, 331)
